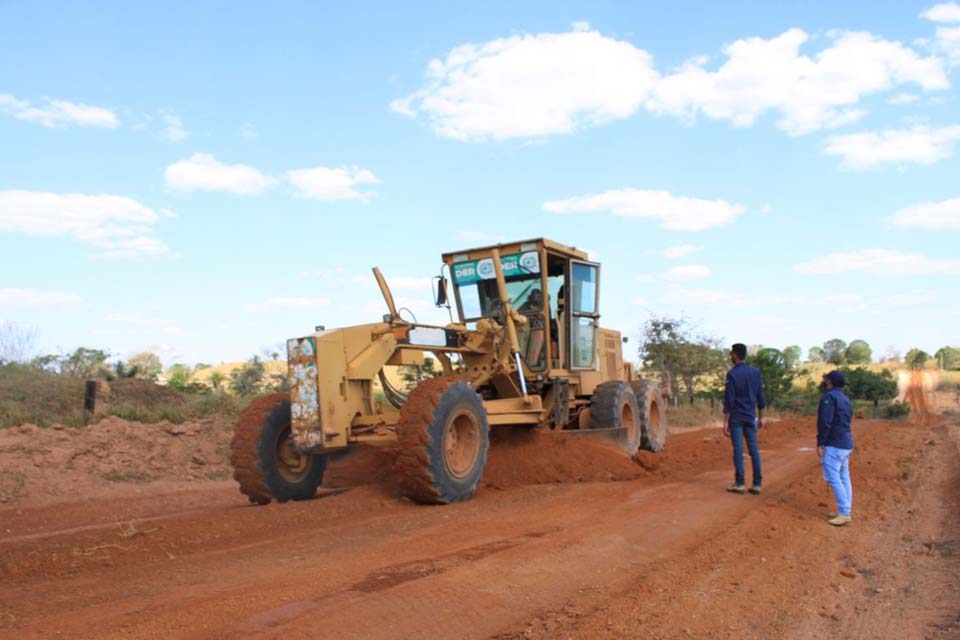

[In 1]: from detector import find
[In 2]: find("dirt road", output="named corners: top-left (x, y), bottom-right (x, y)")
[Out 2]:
top-left (1, 411), bottom-right (958, 640)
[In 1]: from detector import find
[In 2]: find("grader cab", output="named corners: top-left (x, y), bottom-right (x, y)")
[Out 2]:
top-left (230, 238), bottom-right (667, 505)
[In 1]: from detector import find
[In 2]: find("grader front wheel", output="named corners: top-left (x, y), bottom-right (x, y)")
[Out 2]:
top-left (230, 393), bottom-right (327, 505)
top-left (395, 378), bottom-right (490, 504)
top-left (590, 381), bottom-right (642, 456)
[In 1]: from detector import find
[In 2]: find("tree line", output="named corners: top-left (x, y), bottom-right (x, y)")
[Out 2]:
top-left (636, 316), bottom-right (926, 416)
top-left (0, 337), bottom-right (285, 397)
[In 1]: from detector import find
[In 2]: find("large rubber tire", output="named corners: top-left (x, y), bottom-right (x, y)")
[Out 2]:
top-left (590, 381), bottom-right (642, 456)
top-left (230, 393), bottom-right (326, 505)
top-left (635, 381), bottom-right (668, 452)
top-left (394, 377), bottom-right (489, 504)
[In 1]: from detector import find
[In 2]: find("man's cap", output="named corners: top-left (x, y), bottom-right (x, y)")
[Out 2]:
top-left (824, 370), bottom-right (846, 388)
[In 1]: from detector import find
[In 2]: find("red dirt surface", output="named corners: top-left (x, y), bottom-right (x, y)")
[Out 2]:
top-left (1, 377), bottom-right (958, 639)
top-left (0, 417), bottom-right (233, 505)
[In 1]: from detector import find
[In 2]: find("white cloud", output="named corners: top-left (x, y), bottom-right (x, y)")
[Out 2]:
top-left (160, 112), bottom-right (189, 142)
top-left (888, 92), bottom-right (920, 105)
top-left (0, 93), bottom-right (119, 128)
top-left (793, 249), bottom-right (960, 276)
top-left (544, 188), bottom-right (744, 231)
top-left (661, 244), bottom-right (703, 259)
top-left (889, 197), bottom-right (960, 229)
top-left (824, 125), bottom-right (960, 169)
top-left (663, 265), bottom-right (712, 281)
top-left (648, 29), bottom-right (948, 136)
top-left (921, 2), bottom-right (960, 22)
top-left (390, 27), bottom-right (659, 140)
top-left (0, 190), bottom-right (169, 258)
top-left (393, 26), bottom-right (948, 141)
top-left (0, 288), bottom-right (83, 308)
top-left (921, 4), bottom-right (960, 64)
top-left (287, 166), bottom-right (380, 201)
top-left (880, 290), bottom-right (938, 305)
top-left (246, 297), bottom-right (331, 312)
top-left (933, 25), bottom-right (960, 65)
top-left (165, 153), bottom-right (277, 195)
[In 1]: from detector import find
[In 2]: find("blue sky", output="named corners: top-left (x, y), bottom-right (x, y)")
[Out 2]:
top-left (1, 1), bottom-right (959, 366)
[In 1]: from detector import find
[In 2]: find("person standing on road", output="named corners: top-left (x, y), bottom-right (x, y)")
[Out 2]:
top-left (723, 343), bottom-right (766, 495)
top-left (818, 370), bottom-right (854, 527)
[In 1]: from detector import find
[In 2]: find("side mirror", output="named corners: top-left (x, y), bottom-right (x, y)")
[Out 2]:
top-left (434, 275), bottom-right (449, 307)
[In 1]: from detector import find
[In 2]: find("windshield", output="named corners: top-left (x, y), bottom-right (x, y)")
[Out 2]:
top-left (452, 251), bottom-right (541, 320)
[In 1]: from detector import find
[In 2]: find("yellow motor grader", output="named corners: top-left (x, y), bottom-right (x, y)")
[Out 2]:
top-left (230, 238), bottom-right (667, 505)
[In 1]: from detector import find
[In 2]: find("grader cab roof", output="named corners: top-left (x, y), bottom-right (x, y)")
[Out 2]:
top-left (440, 238), bottom-right (590, 264)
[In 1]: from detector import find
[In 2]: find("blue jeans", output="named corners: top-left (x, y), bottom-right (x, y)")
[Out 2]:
top-left (822, 446), bottom-right (853, 516)
top-left (730, 419), bottom-right (762, 486)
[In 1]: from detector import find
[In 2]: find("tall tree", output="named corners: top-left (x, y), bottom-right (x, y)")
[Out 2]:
top-left (60, 347), bottom-right (110, 378)
top-left (747, 348), bottom-right (795, 407)
top-left (230, 356), bottom-right (266, 396)
top-left (934, 346), bottom-right (960, 370)
top-left (822, 339), bottom-right (848, 365)
top-left (782, 345), bottom-right (802, 369)
top-left (126, 351), bottom-right (163, 381)
top-left (638, 316), bottom-right (689, 396)
top-left (845, 339), bottom-right (872, 365)
top-left (880, 345), bottom-right (901, 364)
top-left (208, 371), bottom-right (226, 391)
top-left (401, 357), bottom-right (440, 391)
top-left (841, 367), bottom-right (898, 408)
top-left (0, 322), bottom-right (36, 364)
top-left (807, 346), bottom-right (826, 363)
top-left (675, 341), bottom-right (727, 404)
top-left (166, 363), bottom-right (193, 390)
top-left (905, 348), bottom-right (930, 370)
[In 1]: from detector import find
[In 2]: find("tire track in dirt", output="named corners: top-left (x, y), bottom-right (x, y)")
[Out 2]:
top-left (0, 420), bottom-right (857, 639)
top-left (3, 418), bottom-right (955, 639)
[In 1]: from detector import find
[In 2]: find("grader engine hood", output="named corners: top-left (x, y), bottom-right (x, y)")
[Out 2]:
top-left (287, 336), bottom-right (324, 450)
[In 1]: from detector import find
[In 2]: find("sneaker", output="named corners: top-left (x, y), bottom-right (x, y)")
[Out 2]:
top-left (726, 484), bottom-right (746, 494)
top-left (828, 514), bottom-right (852, 526)
top-left (748, 486), bottom-right (762, 495)
top-left (827, 512), bottom-right (838, 519)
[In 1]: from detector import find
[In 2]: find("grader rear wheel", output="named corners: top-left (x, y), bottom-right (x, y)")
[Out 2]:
top-left (590, 381), bottom-right (642, 456)
top-left (230, 393), bottom-right (326, 505)
top-left (394, 377), bottom-right (489, 504)
top-left (636, 381), bottom-right (667, 452)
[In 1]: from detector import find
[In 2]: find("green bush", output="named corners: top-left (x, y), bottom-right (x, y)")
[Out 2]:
top-left (884, 401), bottom-right (911, 419)
top-left (0, 363), bottom-right (86, 428)
top-left (183, 392), bottom-right (246, 419)
top-left (101, 402), bottom-right (177, 424)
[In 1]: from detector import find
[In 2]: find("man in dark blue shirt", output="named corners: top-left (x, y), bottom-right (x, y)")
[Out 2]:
top-left (723, 343), bottom-right (766, 495)
top-left (817, 370), bottom-right (854, 526)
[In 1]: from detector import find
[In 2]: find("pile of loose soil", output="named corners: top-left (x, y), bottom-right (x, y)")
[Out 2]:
top-left (482, 428), bottom-right (648, 490)
top-left (0, 417), bottom-right (233, 504)
top-left (330, 427), bottom-right (652, 497)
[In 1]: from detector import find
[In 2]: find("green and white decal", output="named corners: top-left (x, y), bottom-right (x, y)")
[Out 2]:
top-left (452, 252), bottom-right (540, 285)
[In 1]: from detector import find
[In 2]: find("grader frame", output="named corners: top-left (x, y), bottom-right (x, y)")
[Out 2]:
top-left (230, 238), bottom-right (667, 505)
